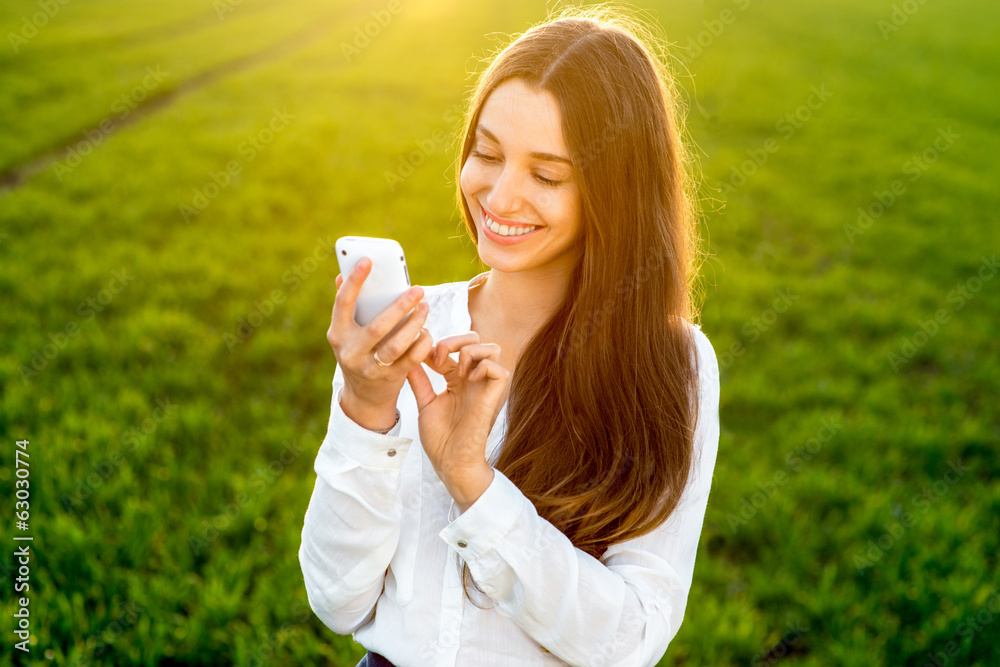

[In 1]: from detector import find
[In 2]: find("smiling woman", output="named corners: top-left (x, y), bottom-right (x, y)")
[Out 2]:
top-left (298, 4), bottom-right (719, 666)
top-left (462, 78), bottom-right (581, 260)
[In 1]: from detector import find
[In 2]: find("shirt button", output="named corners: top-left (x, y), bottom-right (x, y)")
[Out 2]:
top-left (457, 540), bottom-right (467, 548)
top-left (387, 449), bottom-right (396, 457)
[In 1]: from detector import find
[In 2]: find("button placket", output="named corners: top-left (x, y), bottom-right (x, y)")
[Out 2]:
top-left (437, 552), bottom-right (465, 665)
top-left (391, 428), bottom-right (422, 607)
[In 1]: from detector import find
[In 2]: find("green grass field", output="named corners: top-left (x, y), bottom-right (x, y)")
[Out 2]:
top-left (1, 0), bottom-right (998, 664)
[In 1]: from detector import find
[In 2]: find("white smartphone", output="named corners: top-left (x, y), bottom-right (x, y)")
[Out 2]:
top-left (335, 236), bottom-right (413, 333)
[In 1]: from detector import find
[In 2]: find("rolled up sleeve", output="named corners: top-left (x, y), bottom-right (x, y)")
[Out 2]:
top-left (298, 363), bottom-right (414, 636)
top-left (436, 325), bottom-right (721, 666)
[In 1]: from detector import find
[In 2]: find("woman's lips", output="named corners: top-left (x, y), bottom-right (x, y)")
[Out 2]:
top-left (480, 203), bottom-right (542, 245)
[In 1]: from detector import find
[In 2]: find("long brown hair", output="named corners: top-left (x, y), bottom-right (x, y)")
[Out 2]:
top-left (452, 4), bottom-right (708, 606)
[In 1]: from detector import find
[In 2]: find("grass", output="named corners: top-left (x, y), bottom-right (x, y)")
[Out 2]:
top-left (1, 0), bottom-right (998, 664)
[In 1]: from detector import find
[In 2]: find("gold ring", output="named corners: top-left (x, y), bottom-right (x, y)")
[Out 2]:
top-left (373, 349), bottom-right (392, 367)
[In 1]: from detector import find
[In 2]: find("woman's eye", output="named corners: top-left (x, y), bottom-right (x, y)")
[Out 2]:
top-left (472, 149), bottom-right (563, 187)
top-left (471, 149), bottom-right (499, 162)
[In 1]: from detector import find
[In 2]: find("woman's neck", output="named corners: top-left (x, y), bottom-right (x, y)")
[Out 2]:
top-left (469, 265), bottom-right (571, 345)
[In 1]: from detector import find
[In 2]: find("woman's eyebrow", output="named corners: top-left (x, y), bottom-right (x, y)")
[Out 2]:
top-left (477, 124), bottom-right (573, 166)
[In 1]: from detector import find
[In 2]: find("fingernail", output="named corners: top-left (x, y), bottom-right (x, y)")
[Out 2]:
top-left (408, 286), bottom-right (423, 299)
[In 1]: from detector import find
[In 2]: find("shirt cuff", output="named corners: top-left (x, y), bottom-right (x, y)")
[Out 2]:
top-left (325, 383), bottom-right (412, 470)
top-left (438, 468), bottom-right (529, 562)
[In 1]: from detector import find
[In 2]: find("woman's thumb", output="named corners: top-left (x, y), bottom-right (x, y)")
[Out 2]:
top-left (406, 363), bottom-right (435, 411)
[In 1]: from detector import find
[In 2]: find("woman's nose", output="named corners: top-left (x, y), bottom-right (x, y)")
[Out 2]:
top-left (486, 166), bottom-right (523, 218)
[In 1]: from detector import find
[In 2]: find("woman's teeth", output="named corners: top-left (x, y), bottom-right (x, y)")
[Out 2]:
top-left (487, 219), bottom-right (538, 236)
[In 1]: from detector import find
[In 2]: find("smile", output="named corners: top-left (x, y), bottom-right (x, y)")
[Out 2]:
top-left (480, 203), bottom-right (543, 245)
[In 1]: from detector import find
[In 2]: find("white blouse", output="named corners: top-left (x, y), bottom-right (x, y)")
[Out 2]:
top-left (298, 272), bottom-right (721, 667)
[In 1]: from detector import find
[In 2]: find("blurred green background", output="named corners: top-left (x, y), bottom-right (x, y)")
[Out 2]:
top-left (1, 0), bottom-right (998, 664)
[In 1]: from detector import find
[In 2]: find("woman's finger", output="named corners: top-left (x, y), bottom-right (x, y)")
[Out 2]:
top-left (397, 327), bottom-right (435, 370)
top-left (331, 258), bottom-right (371, 334)
top-left (364, 285), bottom-right (425, 350)
top-left (406, 361), bottom-right (435, 411)
top-left (374, 300), bottom-right (430, 363)
top-left (468, 358), bottom-right (511, 384)
top-left (430, 331), bottom-right (481, 369)
top-left (456, 343), bottom-right (502, 377)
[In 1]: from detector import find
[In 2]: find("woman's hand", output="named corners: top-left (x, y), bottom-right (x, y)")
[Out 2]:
top-left (406, 331), bottom-right (510, 498)
top-left (328, 258), bottom-right (434, 431)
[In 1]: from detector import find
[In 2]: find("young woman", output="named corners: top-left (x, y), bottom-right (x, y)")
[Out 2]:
top-left (299, 6), bottom-right (720, 666)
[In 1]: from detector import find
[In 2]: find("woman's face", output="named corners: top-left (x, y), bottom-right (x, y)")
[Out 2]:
top-left (460, 77), bottom-right (582, 274)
